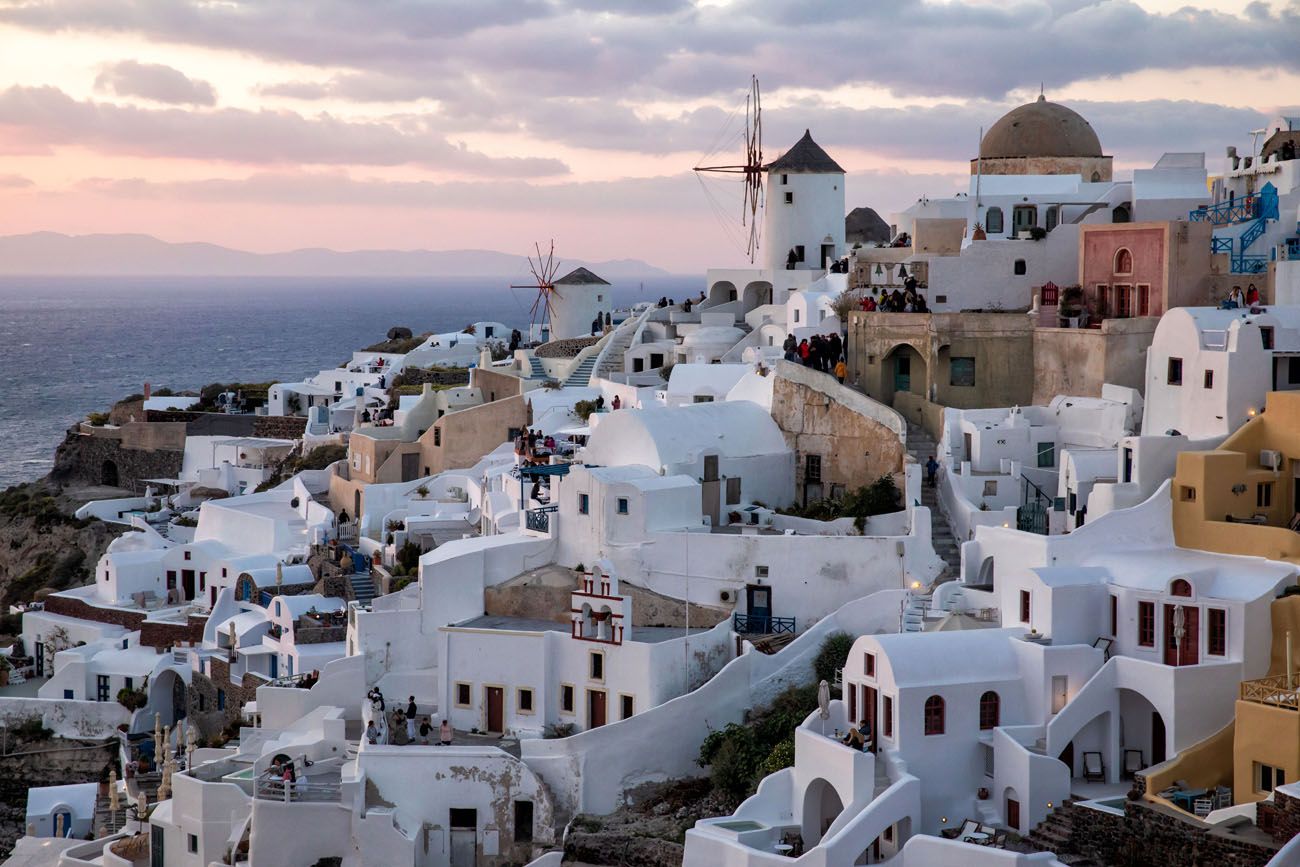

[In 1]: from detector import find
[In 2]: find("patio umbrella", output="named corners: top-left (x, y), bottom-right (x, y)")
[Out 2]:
top-left (1174, 605), bottom-right (1186, 660)
top-left (108, 770), bottom-right (119, 812)
top-left (817, 680), bottom-right (831, 736)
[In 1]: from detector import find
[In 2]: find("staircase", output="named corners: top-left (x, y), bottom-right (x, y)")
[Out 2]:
top-left (1024, 799), bottom-right (1102, 867)
top-left (905, 421), bottom-right (961, 579)
top-left (563, 354), bottom-right (598, 388)
top-left (94, 794), bottom-right (128, 837)
top-left (351, 572), bottom-right (377, 606)
top-left (901, 590), bottom-right (931, 633)
top-left (527, 356), bottom-right (547, 379)
top-left (594, 315), bottom-right (642, 379)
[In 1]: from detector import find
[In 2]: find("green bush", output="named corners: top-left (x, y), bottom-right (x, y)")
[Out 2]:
top-left (813, 631), bottom-right (854, 689)
top-left (760, 738), bottom-right (796, 777)
top-left (297, 445), bottom-right (347, 471)
top-left (86, 412), bottom-right (110, 426)
top-left (573, 399), bottom-right (599, 421)
top-left (116, 687), bottom-right (148, 711)
top-left (777, 474), bottom-right (901, 532)
top-left (396, 541), bottom-right (422, 574)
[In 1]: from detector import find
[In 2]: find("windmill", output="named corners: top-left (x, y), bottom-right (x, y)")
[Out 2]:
top-left (510, 241), bottom-right (563, 340)
top-left (694, 75), bottom-right (764, 262)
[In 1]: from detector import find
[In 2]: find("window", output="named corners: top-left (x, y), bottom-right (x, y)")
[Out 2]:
top-left (1167, 357), bottom-right (1183, 386)
top-left (1204, 370), bottom-right (1214, 389)
top-left (1114, 248), bottom-right (1133, 275)
top-left (979, 691), bottom-right (1000, 730)
top-left (1019, 590), bottom-right (1031, 624)
top-left (923, 695), bottom-right (945, 735)
top-left (1114, 284), bottom-right (1133, 318)
top-left (883, 695), bottom-right (893, 737)
top-left (1290, 357), bottom-right (1300, 385)
top-left (1138, 601), bottom-right (1155, 647)
top-left (1179, 485), bottom-right (1197, 502)
top-left (1138, 284), bottom-right (1151, 316)
top-left (985, 207), bottom-right (1004, 234)
top-left (784, 191), bottom-right (794, 204)
top-left (1036, 441), bottom-right (1055, 468)
top-left (621, 694), bottom-right (634, 719)
top-left (455, 682), bottom-right (472, 707)
top-left (124, 677), bottom-right (133, 692)
top-left (188, 834), bottom-right (198, 854)
top-left (982, 480), bottom-right (998, 497)
top-left (198, 693), bottom-right (206, 712)
top-left (578, 493), bottom-right (589, 515)
top-left (950, 357), bottom-right (976, 387)
top-left (183, 550), bottom-right (191, 561)
top-left (1013, 259), bottom-right (1027, 276)
top-left (1258, 763), bottom-right (1286, 794)
top-left (450, 808), bottom-right (477, 828)
top-left (804, 454), bottom-right (823, 484)
top-left (781, 173), bottom-right (788, 185)
top-left (514, 801), bottom-right (534, 843)
top-left (617, 498), bottom-right (629, 515)
top-left (434, 428), bottom-right (441, 447)
top-left (1258, 482), bottom-right (1274, 509)
top-left (755, 565), bottom-right (769, 579)
top-left (1208, 608), bottom-right (1227, 656)
top-left (96, 675), bottom-right (109, 702)
top-left (1096, 284), bottom-right (1110, 318)
top-left (793, 309), bottom-right (801, 323)
top-left (1262, 327), bottom-right (1275, 350)
top-left (864, 652), bottom-right (876, 678)
top-left (517, 688), bottom-right (534, 714)
top-left (217, 689), bottom-right (226, 710)
top-left (589, 651), bottom-right (604, 681)
top-left (794, 245), bottom-right (805, 263)
top-left (1171, 579), bottom-right (1192, 597)
top-left (1110, 595), bottom-right (1118, 636)
top-left (1045, 206), bottom-right (1059, 232)
top-left (560, 684), bottom-right (575, 714)
top-left (692, 394), bottom-right (714, 403)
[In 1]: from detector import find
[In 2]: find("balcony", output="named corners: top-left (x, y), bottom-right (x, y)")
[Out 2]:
top-left (733, 613), bottom-right (796, 635)
top-left (1240, 673), bottom-right (1300, 710)
top-left (524, 505), bottom-right (556, 533)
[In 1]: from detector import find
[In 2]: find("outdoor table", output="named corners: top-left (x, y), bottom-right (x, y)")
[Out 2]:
top-left (1171, 788), bottom-right (1208, 811)
top-left (966, 832), bottom-right (990, 844)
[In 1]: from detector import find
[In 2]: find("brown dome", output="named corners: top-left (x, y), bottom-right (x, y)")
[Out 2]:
top-left (979, 95), bottom-right (1103, 159)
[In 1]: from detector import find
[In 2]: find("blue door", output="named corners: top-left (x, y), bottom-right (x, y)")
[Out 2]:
top-left (270, 655), bottom-right (278, 680)
top-left (894, 355), bottom-right (911, 394)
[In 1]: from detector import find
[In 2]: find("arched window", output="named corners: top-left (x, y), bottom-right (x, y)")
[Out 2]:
top-left (1114, 248), bottom-right (1133, 275)
top-left (979, 691), bottom-right (1000, 730)
top-left (985, 207), bottom-right (1004, 234)
top-left (1112, 205), bottom-right (1130, 224)
top-left (1091, 171), bottom-right (1102, 182)
top-left (924, 695), bottom-right (945, 735)
top-left (1171, 578), bottom-right (1192, 597)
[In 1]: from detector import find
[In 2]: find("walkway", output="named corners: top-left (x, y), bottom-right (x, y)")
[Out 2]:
top-left (905, 421), bottom-right (960, 580)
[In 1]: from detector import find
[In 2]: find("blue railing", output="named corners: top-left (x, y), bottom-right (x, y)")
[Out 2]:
top-left (733, 613), bottom-right (796, 635)
top-left (1191, 198), bottom-right (1259, 226)
top-left (1211, 237), bottom-right (1233, 254)
top-left (525, 505), bottom-right (556, 533)
top-left (1234, 256), bottom-right (1269, 274)
top-left (1286, 238), bottom-right (1300, 260)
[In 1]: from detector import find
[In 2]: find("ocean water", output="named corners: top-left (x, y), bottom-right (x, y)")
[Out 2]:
top-left (0, 275), bottom-right (696, 489)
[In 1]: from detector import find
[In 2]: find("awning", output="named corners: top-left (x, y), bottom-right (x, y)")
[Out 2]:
top-left (238, 646), bottom-right (278, 657)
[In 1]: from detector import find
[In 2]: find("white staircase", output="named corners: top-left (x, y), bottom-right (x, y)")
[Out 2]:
top-left (901, 590), bottom-right (932, 633)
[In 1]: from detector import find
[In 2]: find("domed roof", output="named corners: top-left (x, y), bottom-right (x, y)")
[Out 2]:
top-left (979, 95), bottom-right (1103, 160)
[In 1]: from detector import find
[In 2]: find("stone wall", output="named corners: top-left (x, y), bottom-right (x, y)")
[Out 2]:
top-left (50, 426), bottom-right (184, 490)
top-left (252, 415), bottom-right (308, 439)
top-left (138, 614), bottom-right (207, 649)
top-left (41, 595), bottom-right (206, 649)
top-left (535, 336), bottom-right (600, 359)
top-left (188, 656), bottom-right (262, 740)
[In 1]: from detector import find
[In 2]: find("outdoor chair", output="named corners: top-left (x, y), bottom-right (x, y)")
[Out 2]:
top-left (1215, 786), bottom-right (1233, 809)
top-left (956, 819), bottom-right (980, 841)
top-left (1123, 749), bottom-right (1144, 778)
top-left (1082, 751), bottom-right (1106, 782)
top-left (1194, 797), bottom-right (1214, 818)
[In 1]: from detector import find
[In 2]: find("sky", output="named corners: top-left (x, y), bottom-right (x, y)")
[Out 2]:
top-left (0, 0), bottom-right (1297, 273)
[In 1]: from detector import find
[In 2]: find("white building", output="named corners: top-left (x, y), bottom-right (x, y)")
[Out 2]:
top-left (548, 267), bottom-right (612, 342)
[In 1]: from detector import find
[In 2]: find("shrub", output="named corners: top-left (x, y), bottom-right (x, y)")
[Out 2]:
top-left (414, 484), bottom-right (429, 498)
top-left (776, 474), bottom-right (901, 532)
top-left (116, 687), bottom-right (148, 711)
top-left (573, 399), bottom-right (599, 421)
top-left (396, 541), bottom-right (422, 574)
top-left (173, 515), bottom-right (197, 528)
top-left (296, 445), bottom-right (347, 471)
top-left (86, 412), bottom-right (110, 426)
top-left (760, 738), bottom-right (796, 777)
top-left (11, 716), bottom-right (52, 741)
top-left (813, 631), bottom-right (854, 689)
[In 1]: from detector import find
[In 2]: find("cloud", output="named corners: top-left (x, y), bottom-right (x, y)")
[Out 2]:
top-left (0, 86), bottom-right (569, 176)
top-left (0, 174), bottom-right (34, 188)
top-left (94, 60), bottom-right (216, 105)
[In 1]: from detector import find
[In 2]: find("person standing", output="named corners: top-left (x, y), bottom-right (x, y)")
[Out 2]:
top-left (419, 717), bottom-right (433, 746)
top-left (834, 357), bottom-right (847, 384)
top-left (439, 719), bottom-right (453, 746)
top-left (926, 455), bottom-right (939, 487)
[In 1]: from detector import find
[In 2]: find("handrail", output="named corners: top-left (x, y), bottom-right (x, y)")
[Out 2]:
top-left (1240, 673), bottom-right (1300, 710)
top-left (254, 778), bottom-right (341, 802)
top-left (733, 613), bottom-right (795, 635)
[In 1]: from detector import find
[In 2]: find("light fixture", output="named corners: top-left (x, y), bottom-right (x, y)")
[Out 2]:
top-left (898, 264), bottom-right (908, 278)
top-left (1248, 408), bottom-right (1257, 417)
top-left (940, 817), bottom-right (948, 824)
top-left (1047, 801), bottom-right (1054, 809)
top-left (911, 580), bottom-right (922, 590)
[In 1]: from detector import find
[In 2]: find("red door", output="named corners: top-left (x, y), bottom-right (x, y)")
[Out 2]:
top-left (588, 690), bottom-right (607, 729)
top-left (865, 686), bottom-right (878, 751)
top-left (1007, 798), bottom-right (1020, 830)
top-left (1164, 605), bottom-right (1199, 666)
top-left (485, 687), bottom-right (504, 734)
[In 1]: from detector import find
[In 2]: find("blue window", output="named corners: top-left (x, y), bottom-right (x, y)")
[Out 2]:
top-left (617, 498), bottom-right (629, 515)
top-left (217, 689), bottom-right (226, 711)
top-left (63, 690), bottom-right (74, 700)
top-left (274, 601), bottom-right (282, 617)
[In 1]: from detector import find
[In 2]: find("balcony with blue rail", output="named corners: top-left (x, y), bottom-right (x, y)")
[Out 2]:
top-left (1194, 183), bottom-right (1280, 274)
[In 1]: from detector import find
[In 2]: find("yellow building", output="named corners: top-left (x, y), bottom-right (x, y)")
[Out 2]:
top-left (1172, 390), bottom-right (1300, 564)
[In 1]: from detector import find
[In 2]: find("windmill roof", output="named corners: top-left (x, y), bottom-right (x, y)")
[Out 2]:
top-left (766, 130), bottom-right (844, 174)
top-left (555, 267), bottom-right (610, 286)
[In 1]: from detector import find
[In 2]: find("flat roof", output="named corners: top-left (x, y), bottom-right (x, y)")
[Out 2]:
top-left (453, 614), bottom-right (691, 643)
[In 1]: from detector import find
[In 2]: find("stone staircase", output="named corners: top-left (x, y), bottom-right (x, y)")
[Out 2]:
top-left (594, 316), bottom-right (642, 379)
top-left (901, 590), bottom-right (931, 633)
top-left (350, 572), bottom-right (377, 606)
top-left (563, 354), bottom-right (599, 388)
top-left (527, 356), bottom-right (547, 379)
top-left (905, 421), bottom-right (960, 580)
top-left (1023, 799), bottom-right (1102, 867)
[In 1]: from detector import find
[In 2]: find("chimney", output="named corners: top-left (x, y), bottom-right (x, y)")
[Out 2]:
top-left (143, 382), bottom-right (151, 401)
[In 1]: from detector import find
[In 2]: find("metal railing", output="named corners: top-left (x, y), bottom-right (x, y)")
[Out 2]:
top-left (525, 505), bottom-right (557, 533)
top-left (255, 778), bottom-right (341, 802)
top-left (1190, 197), bottom-right (1260, 226)
top-left (1240, 673), bottom-right (1300, 710)
top-left (733, 613), bottom-right (796, 635)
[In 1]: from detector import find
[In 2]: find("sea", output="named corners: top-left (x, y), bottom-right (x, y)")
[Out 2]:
top-left (0, 275), bottom-right (697, 489)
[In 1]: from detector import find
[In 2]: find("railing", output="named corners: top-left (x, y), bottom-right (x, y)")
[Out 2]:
top-left (525, 505), bottom-right (557, 533)
top-left (733, 613), bottom-right (796, 635)
top-left (1211, 237), bottom-right (1233, 254)
top-left (1240, 673), bottom-right (1300, 710)
top-left (1190, 197), bottom-right (1259, 226)
top-left (1286, 238), bottom-right (1300, 260)
top-left (254, 778), bottom-right (342, 802)
top-left (1234, 255), bottom-right (1269, 274)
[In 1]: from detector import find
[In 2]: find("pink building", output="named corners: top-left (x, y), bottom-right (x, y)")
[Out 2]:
top-left (1077, 221), bottom-right (1213, 325)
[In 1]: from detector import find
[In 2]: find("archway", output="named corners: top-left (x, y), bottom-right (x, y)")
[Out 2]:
top-left (881, 344), bottom-right (927, 405)
top-left (706, 280), bottom-right (737, 308)
top-left (801, 777), bottom-right (845, 847)
top-left (741, 280), bottom-right (773, 314)
top-left (976, 557), bottom-right (995, 590)
top-left (1003, 786), bottom-right (1022, 831)
top-left (101, 460), bottom-right (119, 487)
top-left (144, 669), bottom-right (188, 730)
top-left (1119, 687), bottom-right (1167, 767)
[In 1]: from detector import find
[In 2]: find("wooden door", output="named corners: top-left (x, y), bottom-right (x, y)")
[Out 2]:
top-left (588, 689), bottom-right (607, 729)
top-left (1006, 797), bottom-right (1020, 830)
top-left (865, 686), bottom-right (878, 751)
top-left (1164, 605), bottom-right (1199, 666)
top-left (181, 570), bottom-right (195, 601)
top-left (449, 829), bottom-right (476, 866)
top-left (485, 687), bottom-right (504, 734)
top-left (401, 452), bottom-right (419, 482)
top-left (894, 355), bottom-right (911, 394)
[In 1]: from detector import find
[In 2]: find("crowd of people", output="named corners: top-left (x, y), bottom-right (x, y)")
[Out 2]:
top-left (860, 275), bottom-right (929, 313)
top-left (364, 689), bottom-right (453, 746)
top-left (783, 332), bottom-right (848, 384)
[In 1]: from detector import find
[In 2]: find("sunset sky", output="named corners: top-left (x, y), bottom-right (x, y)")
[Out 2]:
top-left (0, 0), bottom-right (1297, 271)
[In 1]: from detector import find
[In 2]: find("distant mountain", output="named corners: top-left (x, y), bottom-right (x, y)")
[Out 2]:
top-left (0, 232), bottom-right (674, 279)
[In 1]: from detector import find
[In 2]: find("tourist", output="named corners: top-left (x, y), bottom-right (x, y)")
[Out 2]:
top-left (406, 712), bottom-right (417, 744)
top-left (282, 761), bottom-right (296, 800)
top-left (365, 720), bottom-right (379, 745)
top-left (926, 455), bottom-right (939, 487)
top-left (591, 315), bottom-right (601, 335)
top-left (1228, 285), bottom-right (1244, 308)
top-left (544, 434), bottom-right (555, 451)
top-left (798, 339), bottom-right (811, 366)
top-left (1247, 283), bottom-right (1260, 306)
top-left (439, 719), bottom-right (453, 746)
top-left (683, 298), bottom-right (693, 313)
top-left (595, 395), bottom-right (605, 412)
top-left (406, 696), bottom-right (418, 718)
top-left (862, 294), bottom-right (877, 312)
top-left (786, 249), bottom-right (798, 270)
top-left (611, 395), bottom-right (621, 410)
top-left (834, 357), bottom-right (847, 384)
top-left (915, 294), bottom-right (929, 313)
top-left (393, 710), bottom-right (407, 745)
top-left (842, 718), bottom-right (872, 751)
top-left (419, 717), bottom-right (433, 746)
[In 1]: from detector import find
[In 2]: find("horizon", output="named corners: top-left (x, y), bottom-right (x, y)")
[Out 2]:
top-left (0, 1), bottom-right (1297, 271)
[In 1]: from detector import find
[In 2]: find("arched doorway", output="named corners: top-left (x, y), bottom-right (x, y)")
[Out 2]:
top-left (881, 344), bottom-right (927, 405)
top-left (801, 778), bottom-right (845, 847)
top-left (706, 280), bottom-right (737, 307)
top-left (1003, 786), bottom-right (1022, 831)
top-left (1119, 688), bottom-right (1167, 767)
top-left (101, 460), bottom-right (119, 487)
top-left (741, 280), bottom-right (773, 314)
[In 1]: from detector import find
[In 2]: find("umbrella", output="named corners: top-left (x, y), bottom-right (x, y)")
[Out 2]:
top-left (108, 770), bottom-right (119, 812)
top-left (817, 679), bottom-right (831, 735)
top-left (276, 562), bottom-right (284, 588)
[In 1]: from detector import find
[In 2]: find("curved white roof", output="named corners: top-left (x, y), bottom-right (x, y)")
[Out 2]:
top-left (862, 628), bottom-right (1025, 688)
top-left (665, 363), bottom-right (751, 396)
top-left (26, 783), bottom-right (97, 818)
top-left (581, 401), bottom-right (788, 470)
top-left (682, 325), bottom-right (745, 347)
top-left (726, 371), bottom-right (775, 411)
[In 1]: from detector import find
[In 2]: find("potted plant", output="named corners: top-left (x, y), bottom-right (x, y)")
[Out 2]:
top-left (978, 787), bottom-right (990, 800)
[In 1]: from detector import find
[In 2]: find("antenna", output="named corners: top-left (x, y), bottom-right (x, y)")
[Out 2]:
top-left (509, 241), bottom-right (562, 339)
top-left (694, 75), bottom-right (764, 262)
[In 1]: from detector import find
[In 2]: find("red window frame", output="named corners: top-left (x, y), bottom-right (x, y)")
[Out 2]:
top-left (1208, 608), bottom-right (1227, 656)
top-left (924, 695), bottom-right (945, 736)
top-left (864, 652), bottom-right (876, 678)
top-left (883, 695), bottom-right (893, 738)
top-left (979, 691), bottom-right (1000, 730)
top-left (1138, 601), bottom-right (1155, 647)
top-left (1019, 590), bottom-right (1031, 624)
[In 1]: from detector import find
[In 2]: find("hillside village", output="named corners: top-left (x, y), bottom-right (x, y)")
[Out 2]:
top-left (6, 99), bottom-right (1300, 867)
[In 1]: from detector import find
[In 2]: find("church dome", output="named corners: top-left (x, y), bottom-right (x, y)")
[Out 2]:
top-left (979, 95), bottom-right (1103, 160)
